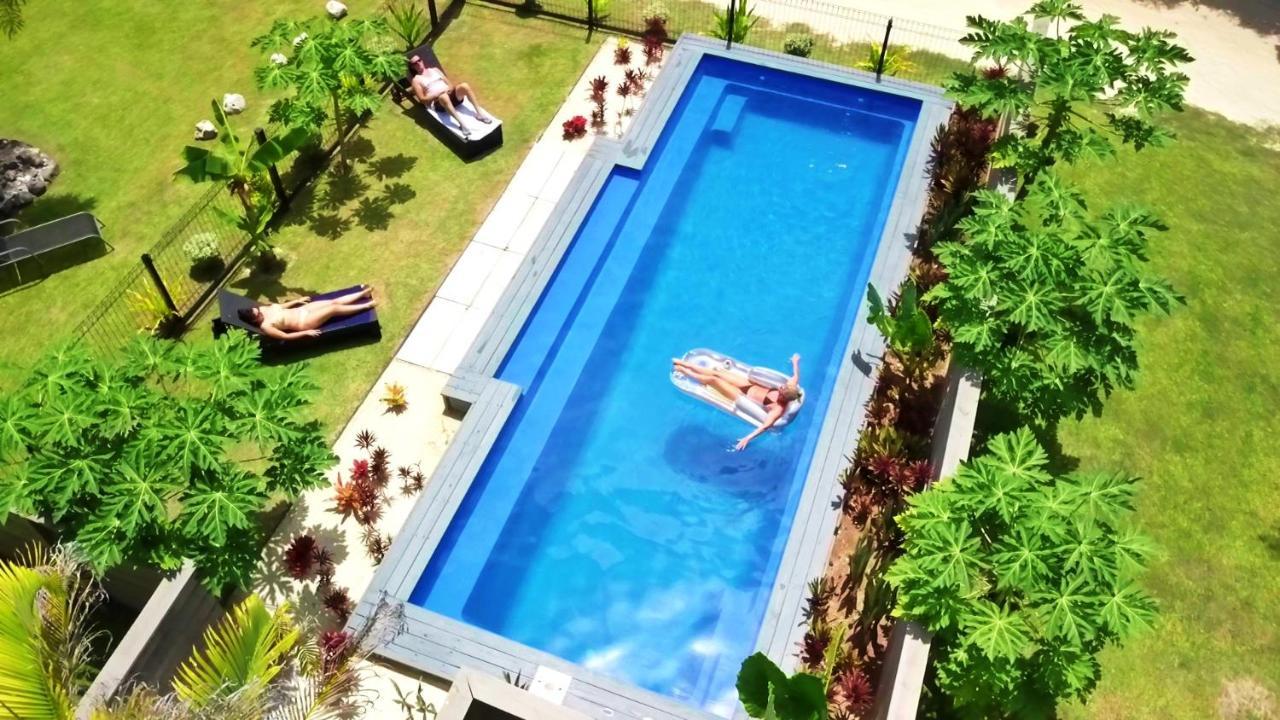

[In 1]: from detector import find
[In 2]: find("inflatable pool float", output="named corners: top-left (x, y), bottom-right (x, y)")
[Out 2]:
top-left (671, 348), bottom-right (804, 429)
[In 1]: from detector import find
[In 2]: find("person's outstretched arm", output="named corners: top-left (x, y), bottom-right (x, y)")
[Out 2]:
top-left (281, 297), bottom-right (311, 309)
top-left (734, 406), bottom-right (786, 451)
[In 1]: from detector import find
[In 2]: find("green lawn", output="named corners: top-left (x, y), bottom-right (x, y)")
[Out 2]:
top-left (0, 0), bottom-right (326, 387)
top-left (1041, 109), bottom-right (1280, 718)
top-left (193, 6), bottom-right (602, 432)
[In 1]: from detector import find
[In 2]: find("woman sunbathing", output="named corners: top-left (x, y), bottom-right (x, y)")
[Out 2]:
top-left (408, 55), bottom-right (493, 137)
top-left (238, 286), bottom-right (376, 341)
top-left (673, 353), bottom-right (802, 451)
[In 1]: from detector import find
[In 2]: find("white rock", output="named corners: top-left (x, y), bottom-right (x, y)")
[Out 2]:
top-left (325, 0), bottom-right (347, 18)
top-left (222, 93), bottom-right (247, 115)
top-left (292, 32), bottom-right (309, 46)
top-left (194, 120), bottom-right (218, 141)
top-left (270, 52), bottom-right (289, 65)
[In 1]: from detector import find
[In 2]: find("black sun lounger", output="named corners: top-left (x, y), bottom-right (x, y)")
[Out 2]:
top-left (391, 42), bottom-right (503, 160)
top-left (212, 285), bottom-right (381, 352)
top-left (0, 212), bottom-right (107, 283)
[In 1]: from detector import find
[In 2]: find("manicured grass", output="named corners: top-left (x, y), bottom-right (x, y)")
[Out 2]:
top-left (193, 5), bottom-right (601, 433)
top-left (1043, 109), bottom-right (1280, 718)
top-left (0, 0), bottom-right (324, 388)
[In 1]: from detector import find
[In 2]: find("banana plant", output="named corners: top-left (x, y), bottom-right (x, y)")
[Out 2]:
top-left (175, 100), bottom-right (312, 243)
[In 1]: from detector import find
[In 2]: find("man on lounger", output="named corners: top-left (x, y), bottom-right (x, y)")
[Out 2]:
top-left (673, 353), bottom-right (802, 451)
top-left (238, 286), bottom-right (377, 342)
top-left (408, 55), bottom-right (493, 137)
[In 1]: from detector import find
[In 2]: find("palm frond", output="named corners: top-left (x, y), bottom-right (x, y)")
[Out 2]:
top-left (173, 596), bottom-right (299, 710)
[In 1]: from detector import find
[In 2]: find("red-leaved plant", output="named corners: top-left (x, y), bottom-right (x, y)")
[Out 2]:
top-left (563, 115), bottom-right (588, 140)
top-left (283, 534), bottom-right (321, 580)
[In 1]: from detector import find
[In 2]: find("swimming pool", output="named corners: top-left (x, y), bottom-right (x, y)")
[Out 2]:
top-left (363, 38), bottom-right (950, 720)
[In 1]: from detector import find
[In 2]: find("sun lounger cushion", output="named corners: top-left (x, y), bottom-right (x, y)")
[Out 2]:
top-left (212, 285), bottom-right (380, 351)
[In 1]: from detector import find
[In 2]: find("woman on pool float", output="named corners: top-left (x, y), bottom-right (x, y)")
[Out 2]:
top-left (672, 353), bottom-right (802, 451)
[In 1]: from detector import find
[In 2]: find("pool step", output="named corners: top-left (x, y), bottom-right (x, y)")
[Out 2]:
top-left (709, 92), bottom-right (748, 136)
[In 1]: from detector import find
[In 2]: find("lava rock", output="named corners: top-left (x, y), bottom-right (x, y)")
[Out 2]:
top-left (0, 140), bottom-right (60, 218)
top-left (194, 120), bottom-right (218, 141)
top-left (222, 93), bottom-right (247, 115)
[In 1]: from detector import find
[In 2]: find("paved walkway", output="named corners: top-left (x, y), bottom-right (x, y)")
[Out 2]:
top-left (751, 0), bottom-right (1280, 127)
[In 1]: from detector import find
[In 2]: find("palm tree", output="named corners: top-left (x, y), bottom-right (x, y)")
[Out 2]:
top-left (0, 546), bottom-right (100, 720)
top-left (0, 546), bottom-right (394, 720)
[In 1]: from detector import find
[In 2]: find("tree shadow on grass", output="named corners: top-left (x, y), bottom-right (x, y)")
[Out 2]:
top-left (972, 395), bottom-right (1082, 475)
top-left (285, 138), bottom-right (419, 241)
top-left (1131, 0), bottom-right (1280, 37)
top-left (227, 270), bottom-right (316, 304)
top-left (12, 191), bottom-right (99, 226)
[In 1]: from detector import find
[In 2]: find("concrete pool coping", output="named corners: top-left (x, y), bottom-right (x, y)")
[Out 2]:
top-left (354, 35), bottom-right (953, 720)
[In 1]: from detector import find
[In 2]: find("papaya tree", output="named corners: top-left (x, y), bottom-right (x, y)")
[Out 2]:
top-left (251, 16), bottom-right (403, 135)
top-left (0, 333), bottom-right (333, 591)
top-left (886, 428), bottom-right (1158, 718)
top-left (925, 173), bottom-right (1181, 426)
top-left (948, 0), bottom-right (1192, 188)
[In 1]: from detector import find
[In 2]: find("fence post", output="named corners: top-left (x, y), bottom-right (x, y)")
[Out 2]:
top-left (586, 0), bottom-right (595, 34)
top-left (876, 18), bottom-right (893, 81)
top-left (254, 128), bottom-right (290, 212)
top-left (724, 0), bottom-right (735, 50)
top-left (140, 253), bottom-right (179, 316)
top-left (426, 0), bottom-right (439, 29)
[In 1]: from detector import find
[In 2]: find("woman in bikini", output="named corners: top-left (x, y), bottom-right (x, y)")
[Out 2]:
top-left (237, 286), bottom-right (376, 342)
top-left (408, 55), bottom-right (493, 137)
top-left (673, 353), bottom-right (802, 451)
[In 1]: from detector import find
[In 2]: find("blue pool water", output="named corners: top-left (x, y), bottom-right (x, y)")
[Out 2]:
top-left (411, 56), bottom-right (920, 713)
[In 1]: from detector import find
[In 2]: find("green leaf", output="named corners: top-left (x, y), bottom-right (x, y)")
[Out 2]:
top-left (1098, 581), bottom-right (1157, 637)
top-left (961, 600), bottom-right (1033, 660)
top-left (149, 403), bottom-right (231, 472)
top-left (0, 393), bottom-right (34, 460)
top-left (32, 392), bottom-right (96, 448)
top-left (1033, 574), bottom-right (1097, 645)
top-left (98, 460), bottom-right (181, 538)
top-left (981, 428), bottom-right (1051, 485)
top-left (174, 595), bottom-right (300, 709)
top-left (180, 472), bottom-right (266, 547)
top-left (737, 652), bottom-right (788, 718)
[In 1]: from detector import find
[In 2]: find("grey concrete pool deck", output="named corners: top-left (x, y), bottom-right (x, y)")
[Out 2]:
top-left (352, 35), bottom-right (953, 720)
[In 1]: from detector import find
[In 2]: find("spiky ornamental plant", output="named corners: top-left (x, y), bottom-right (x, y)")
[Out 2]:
top-left (885, 428), bottom-right (1157, 719)
top-left (252, 16), bottom-right (403, 135)
top-left (947, 0), bottom-right (1192, 189)
top-left (0, 333), bottom-right (334, 591)
top-left (926, 173), bottom-right (1181, 426)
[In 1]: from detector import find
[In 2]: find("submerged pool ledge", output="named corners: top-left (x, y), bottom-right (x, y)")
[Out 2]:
top-left (354, 35), bottom-right (953, 720)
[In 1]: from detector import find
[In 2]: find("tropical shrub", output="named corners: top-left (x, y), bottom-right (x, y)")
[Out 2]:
top-left (0, 333), bottom-right (334, 590)
top-left (925, 174), bottom-right (1181, 425)
top-left (856, 43), bottom-right (915, 78)
top-left (885, 428), bottom-right (1157, 718)
top-left (866, 280), bottom-right (935, 363)
top-left (92, 594), bottom-right (396, 719)
top-left (252, 16), bottom-right (404, 134)
top-left (711, 0), bottom-right (758, 43)
top-left (783, 33), bottom-right (814, 58)
top-left (948, 0), bottom-right (1192, 187)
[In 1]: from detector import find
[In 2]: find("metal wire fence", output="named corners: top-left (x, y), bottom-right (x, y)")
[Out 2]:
top-left (484, 0), bottom-right (970, 88)
top-left (74, 183), bottom-right (251, 357)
